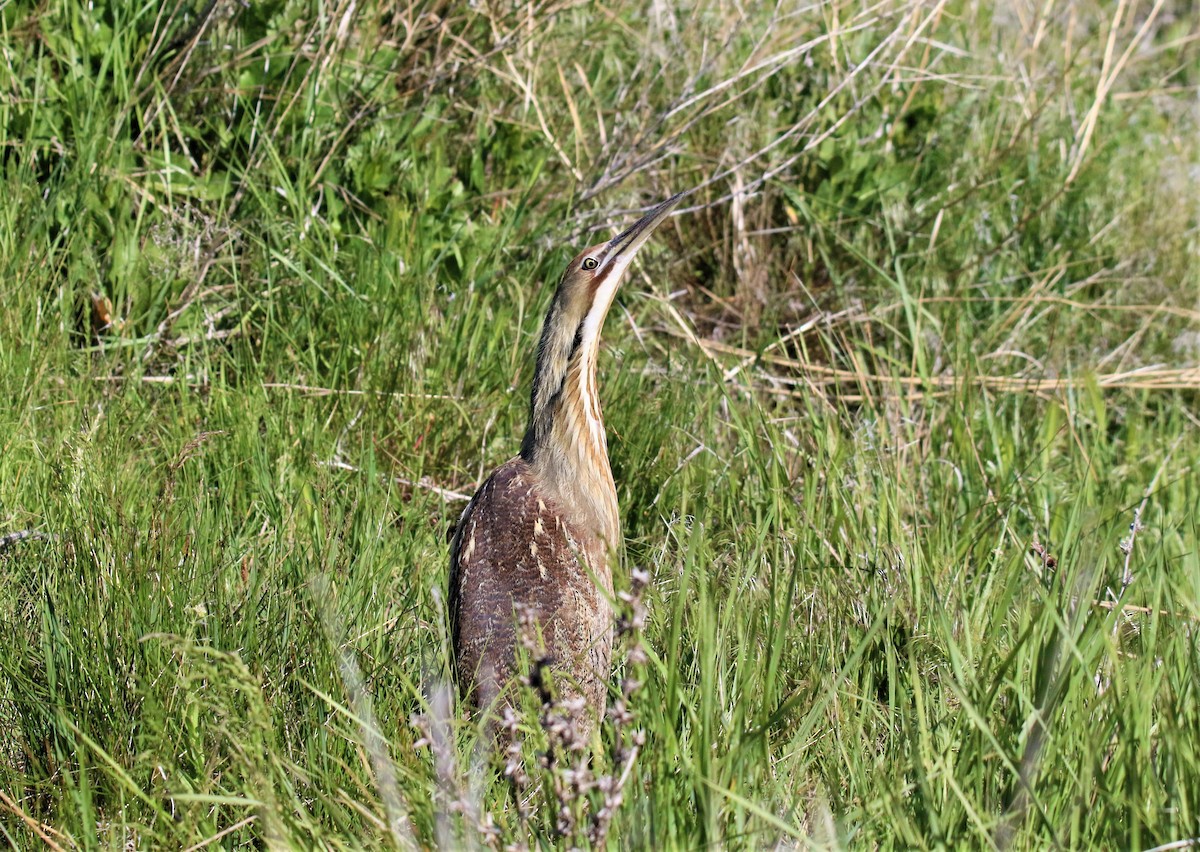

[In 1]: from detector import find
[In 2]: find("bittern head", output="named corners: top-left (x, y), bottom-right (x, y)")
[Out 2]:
top-left (522, 192), bottom-right (684, 466)
top-left (542, 193), bottom-right (684, 363)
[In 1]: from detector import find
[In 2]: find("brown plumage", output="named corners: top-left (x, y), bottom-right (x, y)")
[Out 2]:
top-left (449, 193), bottom-right (682, 729)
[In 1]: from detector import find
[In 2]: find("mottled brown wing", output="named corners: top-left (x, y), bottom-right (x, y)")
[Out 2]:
top-left (448, 458), bottom-right (612, 716)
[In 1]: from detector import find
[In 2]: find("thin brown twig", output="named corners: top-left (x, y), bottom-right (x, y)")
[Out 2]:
top-left (877, 295), bottom-right (1200, 326)
top-left (0, 789), bottom-right (68, 852)
top-left (261, 382), bottom-right (459, 401)
top-left (320, 458), bottom-right (472, 502)
top-left (1091, 599), bottom-right (1198, 621)
top-left (181, 816), bottom-right (259, 852)
top-left (660, 328), bottom-right (1200, 395)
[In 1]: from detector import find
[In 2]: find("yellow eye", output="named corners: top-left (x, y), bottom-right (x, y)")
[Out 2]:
top-left (582, 257), bottom-right (599, 270)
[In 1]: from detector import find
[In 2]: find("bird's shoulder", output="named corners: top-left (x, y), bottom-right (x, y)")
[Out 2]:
top-left (450, 457), bottom-right (570, 566)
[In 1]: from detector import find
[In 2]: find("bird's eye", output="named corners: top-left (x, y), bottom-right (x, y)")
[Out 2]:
top-left (582, 257), bottom-right (599, 270)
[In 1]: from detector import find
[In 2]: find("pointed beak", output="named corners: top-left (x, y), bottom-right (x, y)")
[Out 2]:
top-left (601, 192), bottom-right (685, 273)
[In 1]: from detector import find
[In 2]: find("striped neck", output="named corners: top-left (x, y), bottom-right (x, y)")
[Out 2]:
top-left (520, 290), bottom-right (621, 547)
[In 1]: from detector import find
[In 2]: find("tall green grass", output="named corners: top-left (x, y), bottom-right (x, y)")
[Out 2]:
top-left (2, 0), bottom-right (1198, 847)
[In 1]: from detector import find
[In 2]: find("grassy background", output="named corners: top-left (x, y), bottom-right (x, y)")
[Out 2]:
top-left (2, 0), bottom-right (1198, 847)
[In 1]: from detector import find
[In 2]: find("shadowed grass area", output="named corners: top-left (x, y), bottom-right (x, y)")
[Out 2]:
top-left (2, 0), bottom-right (1198, 847)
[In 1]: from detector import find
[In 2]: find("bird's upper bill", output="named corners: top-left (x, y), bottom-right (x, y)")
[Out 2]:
top-left (598, 192), bottom-right (685, 276)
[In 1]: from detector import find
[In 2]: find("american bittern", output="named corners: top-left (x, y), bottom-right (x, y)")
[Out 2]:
top-left (449, 193), bottom-right (682, 728)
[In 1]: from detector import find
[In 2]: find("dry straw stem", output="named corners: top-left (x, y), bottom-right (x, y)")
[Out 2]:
top-left (1091, 599), bottom-right (1199, 622)
top-left (320, 457), bottom-right (473, 502)
top-left (180, 816), bottom-right (260, 852)
top-left (1067, 0), bottom-right (1169, 185)
top-left (890, 296), bottom-right (1200, 328)
top-left (260, 382), bottom-right (460, 402)
top-left (663, 329), bottom-right (1200, 403)
top-left (0, 789), bottom-right (69, 852)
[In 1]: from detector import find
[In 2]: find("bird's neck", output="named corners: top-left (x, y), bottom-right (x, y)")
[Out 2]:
top-left (521, 307), bottom-right (620, 548)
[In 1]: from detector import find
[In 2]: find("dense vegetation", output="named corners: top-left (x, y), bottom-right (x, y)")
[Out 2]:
top-left (1, 0), bottom-right (1197, 847)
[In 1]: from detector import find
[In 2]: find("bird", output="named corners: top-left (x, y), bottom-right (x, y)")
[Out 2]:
top-left (449, 192), bottom-right (683, 732)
